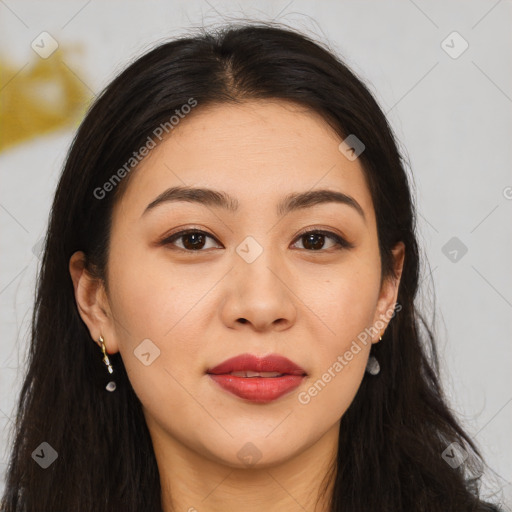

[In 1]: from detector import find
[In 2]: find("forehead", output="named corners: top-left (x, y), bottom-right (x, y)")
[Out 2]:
top-left (114, 100), bottom-right (375, 225)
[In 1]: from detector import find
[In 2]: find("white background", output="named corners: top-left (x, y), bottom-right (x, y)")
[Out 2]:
top-left (1, 0), bottom-right (511, 507)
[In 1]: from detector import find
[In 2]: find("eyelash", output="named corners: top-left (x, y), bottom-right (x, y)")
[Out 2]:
top-left (160, 227), bottom-right (354, 253)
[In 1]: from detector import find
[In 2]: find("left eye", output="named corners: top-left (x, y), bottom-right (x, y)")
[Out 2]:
top-left (162, 229), bottom-right (352, 252)
top-left (292, 230), bottom-right (352, 251)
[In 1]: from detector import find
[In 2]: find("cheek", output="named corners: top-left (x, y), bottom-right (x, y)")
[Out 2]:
top-left (107, 236), bottom-right (214, 340)
top-left (304, 260), bottom-right (381, 349)
top-left (297, 350), bottom-right (367, 427)
top-left (295, 257), bottom-right (380, 411)
top-left (106, 243), bottom-right (217, 399)
top-left (295, 277), bottom-right (376, 425)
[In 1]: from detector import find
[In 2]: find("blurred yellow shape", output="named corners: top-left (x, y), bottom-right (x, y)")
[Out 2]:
top-left (0, 46), bottom-right (91, 152)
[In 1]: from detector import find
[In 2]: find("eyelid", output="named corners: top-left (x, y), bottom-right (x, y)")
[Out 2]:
top-left (159, 226), bottom-right (354, 251)
top-left (293, 225), bottom-right (354, 250)
top-left (159, 226), bottom-right (222, 249)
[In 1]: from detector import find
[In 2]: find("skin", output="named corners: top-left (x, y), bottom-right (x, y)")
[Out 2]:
top-left (70, 100), bottom-right (404, 512)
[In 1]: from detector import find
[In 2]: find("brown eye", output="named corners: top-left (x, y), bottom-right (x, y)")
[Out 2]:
top-left (161, 228), bottom-right (353, 253)
top-left (162, 230), bottom-right (221, 251)
top-left (292, 230), bottom-right (354, 251)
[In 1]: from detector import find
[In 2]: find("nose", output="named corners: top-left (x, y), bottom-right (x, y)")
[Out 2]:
top-left (219, 249), bottom-right (297, 333)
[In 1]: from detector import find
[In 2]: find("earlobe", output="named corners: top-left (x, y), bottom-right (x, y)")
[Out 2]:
top-left (69, 251), bottom-right (119, 354)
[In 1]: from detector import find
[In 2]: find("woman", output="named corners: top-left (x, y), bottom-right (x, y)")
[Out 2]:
top-left (0, 22), bottom-right (502, 512)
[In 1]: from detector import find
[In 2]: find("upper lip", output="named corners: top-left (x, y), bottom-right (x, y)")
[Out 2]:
top-left (206, 353), bottom-right (307, 376)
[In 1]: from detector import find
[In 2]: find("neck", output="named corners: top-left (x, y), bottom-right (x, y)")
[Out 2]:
top-left (150, 420), bottom-right (339, 512)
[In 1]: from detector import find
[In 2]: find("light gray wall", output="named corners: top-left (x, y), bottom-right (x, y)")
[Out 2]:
top-left (1, 0), bottom-right (510, 506)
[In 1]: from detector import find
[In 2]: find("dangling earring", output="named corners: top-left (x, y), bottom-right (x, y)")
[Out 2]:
top-left (366, 332), bottom-right (383, 376)
top-left (99, 335), bottom-right (116, 392)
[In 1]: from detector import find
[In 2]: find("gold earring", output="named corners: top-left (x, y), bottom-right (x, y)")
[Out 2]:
top-left (99, 335), bottom-right (116, 392)
top-left (99, 335), bottom-right (113, 373)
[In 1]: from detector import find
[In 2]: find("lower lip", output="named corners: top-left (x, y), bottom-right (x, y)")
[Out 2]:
top-left (208, 374), bottom-right (305, 403)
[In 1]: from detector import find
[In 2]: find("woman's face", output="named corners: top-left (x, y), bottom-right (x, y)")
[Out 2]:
top-left (74, 100), bottom-right (403, 468)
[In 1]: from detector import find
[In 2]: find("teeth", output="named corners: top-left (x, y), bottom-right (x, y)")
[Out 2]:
top-left (229, 371), bottom-right (284, 378)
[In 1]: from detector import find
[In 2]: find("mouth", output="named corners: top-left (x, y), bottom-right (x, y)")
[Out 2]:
top-left (206, 353), bottom-right (307, 403)
top-left (223, 371), bottom-right (288, 378)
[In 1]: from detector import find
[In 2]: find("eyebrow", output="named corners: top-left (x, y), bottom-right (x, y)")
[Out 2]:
top-left (141, 185), bottom-right (366, 222)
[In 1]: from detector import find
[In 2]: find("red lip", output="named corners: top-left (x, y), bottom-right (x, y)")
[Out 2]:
top-left (206, 353), bottom-right (307, 403)
top-left (206, 353), bottom-right (307, 376)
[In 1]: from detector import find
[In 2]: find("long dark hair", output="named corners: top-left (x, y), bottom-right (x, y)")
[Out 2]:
top-left (1, 22), bottom-right (502, 512)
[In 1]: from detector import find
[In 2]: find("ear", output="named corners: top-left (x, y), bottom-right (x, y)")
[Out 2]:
top-left (69, 251), bottom-right (120, 354)
top-left (371, 241), bottom-right (405, 343)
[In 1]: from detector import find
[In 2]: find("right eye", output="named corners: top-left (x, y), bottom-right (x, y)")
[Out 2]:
top-left (161, 229), bottom-right (222, 252)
